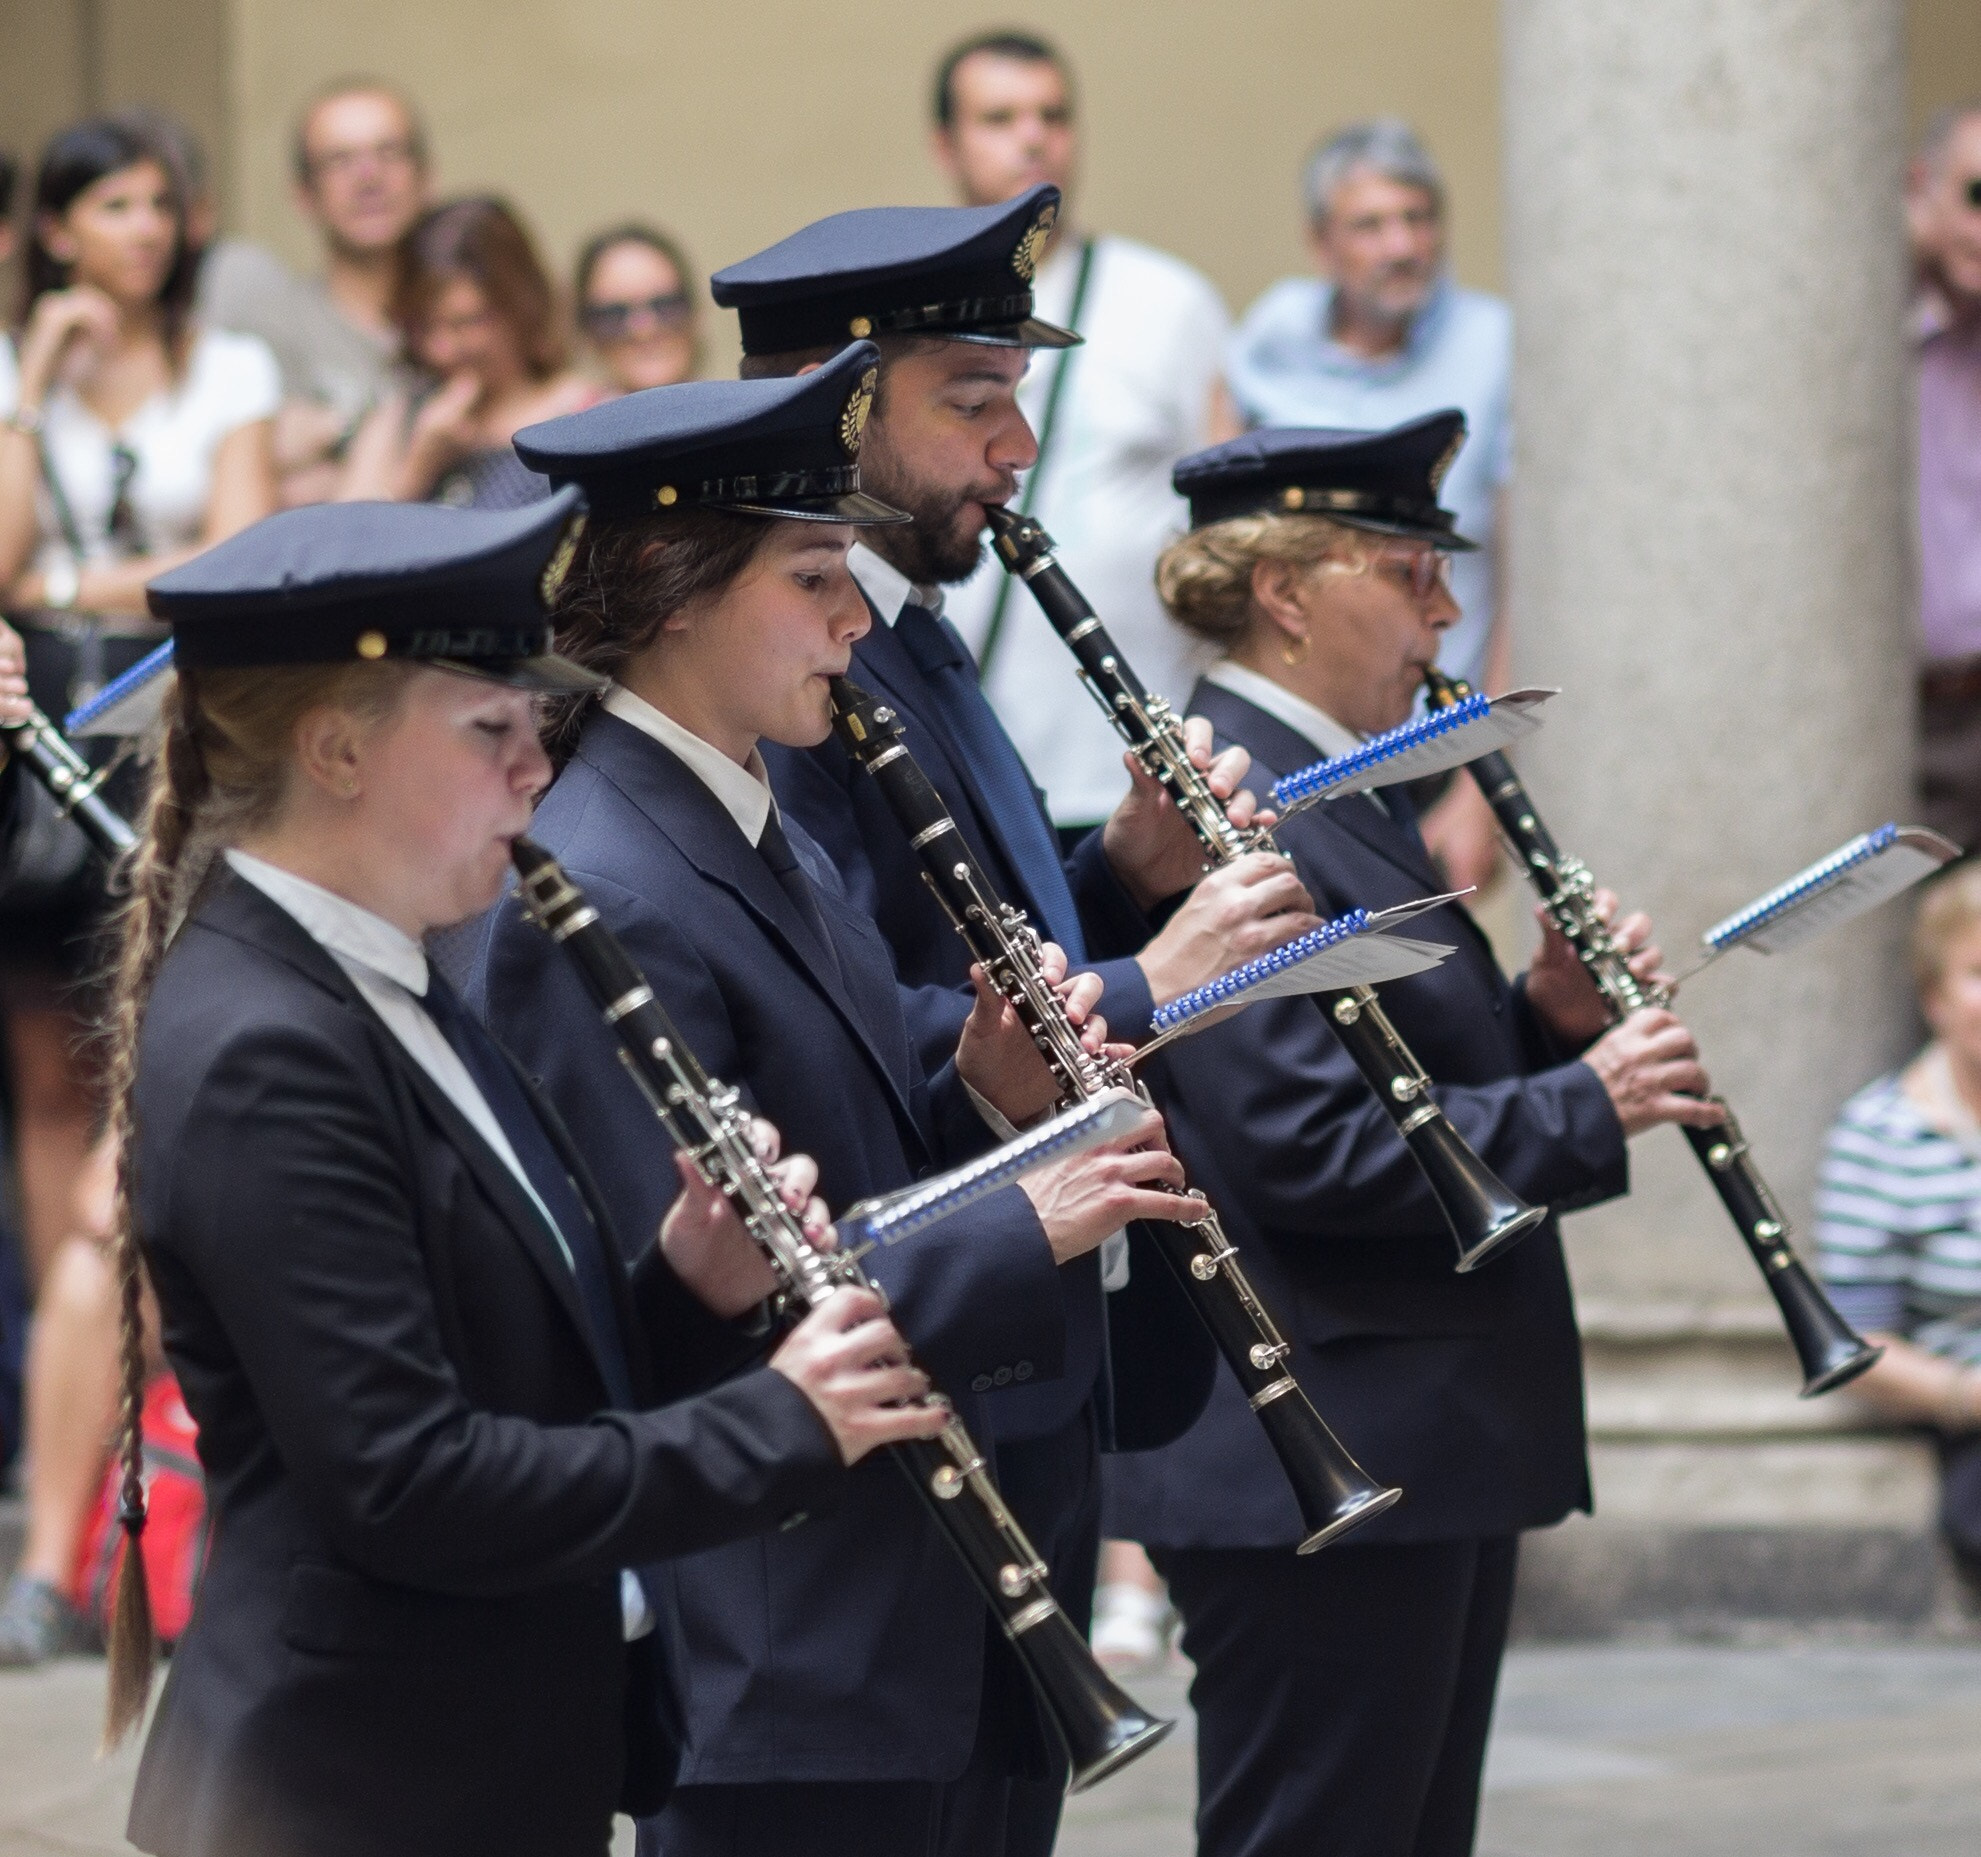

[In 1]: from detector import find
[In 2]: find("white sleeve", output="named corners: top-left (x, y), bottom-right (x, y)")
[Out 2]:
top-left (0, 339), bottom-right (17, 419)
top-left (195, 329), bottom-right (283, 437)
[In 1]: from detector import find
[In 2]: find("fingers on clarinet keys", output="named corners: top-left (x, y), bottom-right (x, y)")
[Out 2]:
top-left (770, 1288), bottom-right (944, 1466)
top-left (1019, 1102), bottom-right (1202, 1264)
top-left (1584, 1007), bottom-right (1725, 1139)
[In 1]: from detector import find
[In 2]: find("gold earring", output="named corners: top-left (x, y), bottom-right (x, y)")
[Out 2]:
top-left (1281, 633), bottom-right (1310, 668)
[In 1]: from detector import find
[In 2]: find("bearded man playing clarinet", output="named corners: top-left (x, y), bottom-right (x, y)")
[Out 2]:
top-left (1101, 412), bottom-right (1723, 1857)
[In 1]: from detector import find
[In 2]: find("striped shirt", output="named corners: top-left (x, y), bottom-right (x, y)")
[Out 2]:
top-left (1814, 1066), bottom-right (1981, 1362)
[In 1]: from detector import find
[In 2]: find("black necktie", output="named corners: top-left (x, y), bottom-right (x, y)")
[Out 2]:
top-left (889, 601), bottom-right (1088, 961)
top-left (420, 970), bottom-right (636, 1408)
top-left (758, 807), bottom-right (842, 981)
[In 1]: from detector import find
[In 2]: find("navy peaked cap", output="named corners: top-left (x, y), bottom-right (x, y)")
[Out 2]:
top-left (1175, 411), bottom-right (1478, 548)
top-left (710, 185), bottom-right (1081, 355)
top-left (514, 342), bottom-right (905, 524)
top-left (146, 486), bottom-right (603, 692)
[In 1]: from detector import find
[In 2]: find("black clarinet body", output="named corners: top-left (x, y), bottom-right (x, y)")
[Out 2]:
top-left (1422, 668), bottom-right (1880, 1396)
top-left (831, 680), bottom-right (1401, 1553)
top-left (986, 504), bottom-right (1544, 1272)
top-left (4, 705), bottom-right (137, 860)
top-left (507, 838), bottom-right (1169, 1791)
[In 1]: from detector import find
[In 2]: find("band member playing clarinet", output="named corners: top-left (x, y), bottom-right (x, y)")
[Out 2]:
top-left (109, 493), bottom-right (942, 1857)
top-left (475, 347), bottom-right (1204, 1857)
top-left (706, 198), bottom-right (1313, 1851)
top-left (1106, 413), bottom-right (1724, 1857)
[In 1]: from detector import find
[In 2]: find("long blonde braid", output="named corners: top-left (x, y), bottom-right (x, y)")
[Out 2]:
top-left (99, 659), bottom-right (412, 1748)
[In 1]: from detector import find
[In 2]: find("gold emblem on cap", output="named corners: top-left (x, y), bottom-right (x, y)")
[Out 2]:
top-left (840, 367), bottom-right (878, 457)
top-left (1282, 486), bottom-right (1306, 511)
top-left (1011, 201), bottom-right (1057, 282)
top-left (355, 630), bottom-right (388, 660)
top-left (1429, 427), bottom-right (1464, 495)
top-left (538, 513), bottom-right (586, 604)
top-left (655, 485), bottom-right (679, 507)
top-left (849, 315), bottom-right (873, 338)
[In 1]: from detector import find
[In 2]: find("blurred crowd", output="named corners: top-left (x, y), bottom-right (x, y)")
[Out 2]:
top-left (0, 36), bottom-right (1977, 1676)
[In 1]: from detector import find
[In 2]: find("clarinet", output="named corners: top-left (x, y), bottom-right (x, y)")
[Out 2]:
top-left (985, 505), bottom-right (1544, 1272)
top-left (831, 680), bottom-right (1401, 1553)
top-left (508, 838), bottom-right (1172, 1791)
top-left (3, 705), bottom-right (136, 859)
top-left (1419, 669), bottom-right (1881, 1396)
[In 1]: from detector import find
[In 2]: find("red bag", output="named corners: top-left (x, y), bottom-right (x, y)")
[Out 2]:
top-left (70, 1372), bottom-right (209, 1645)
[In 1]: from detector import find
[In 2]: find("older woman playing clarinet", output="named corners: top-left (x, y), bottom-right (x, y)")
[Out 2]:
top-left (1104, 413), bottom-right (1719, 1857)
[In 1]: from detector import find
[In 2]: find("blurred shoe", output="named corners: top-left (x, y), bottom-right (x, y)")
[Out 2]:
top-left (0, 1573), bottom-right (82, 1667)
top-left (1090, 1580), bottom-right (1172, 1675)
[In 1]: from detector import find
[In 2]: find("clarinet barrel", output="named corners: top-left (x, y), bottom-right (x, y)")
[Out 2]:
top-left (1423, 669), bottom-right (1880, 1396)
top-left (4, 707), bottom-right (138, 861)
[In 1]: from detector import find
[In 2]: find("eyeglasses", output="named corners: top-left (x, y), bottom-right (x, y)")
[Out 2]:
top-left (306, 138), bottom-right (420, 183)
top-left (579, 292), bottom-right (693, 340)
top-left (1369, 546), bottom-right (1452, 601)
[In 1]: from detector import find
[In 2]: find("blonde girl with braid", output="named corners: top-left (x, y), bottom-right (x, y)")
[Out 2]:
top-left (100, 492), bottom-right (943, 1857)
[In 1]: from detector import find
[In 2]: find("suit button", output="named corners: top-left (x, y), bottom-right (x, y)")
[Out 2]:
top-left (993, 1366), bottom-right (1013, 1387)
top-left (971, 1374), bottom-right (993, 1393)
top-left (1013, 1361), bottom-right (1034, 1382)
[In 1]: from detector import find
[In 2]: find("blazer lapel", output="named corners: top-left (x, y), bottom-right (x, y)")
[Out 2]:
top-left (851, 615), bottom-right (1043, 918)
top-left (578, 712), bottom-right (925, 1140)
top-left (201, 874), bottom-right (608, 1377)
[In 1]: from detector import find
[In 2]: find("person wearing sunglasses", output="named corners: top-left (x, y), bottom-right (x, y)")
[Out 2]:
top-left (575, 224), bottom-right (703, 397)
top-left (1909, 101), bottom-right (1981, 856)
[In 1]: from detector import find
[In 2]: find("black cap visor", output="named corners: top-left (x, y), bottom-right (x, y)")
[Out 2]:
top-left (433, 650), bottom-right (606, 696)
top-left (1326, 511), bottom-right (1480, 553)
top-left (945, 315), bottom-right (1081, 350)
top-left (709, 489), bottom-right (911, 524)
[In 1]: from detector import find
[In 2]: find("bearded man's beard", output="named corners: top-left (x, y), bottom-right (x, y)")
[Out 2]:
top-left (857, 425), bottom-right (1012, 586)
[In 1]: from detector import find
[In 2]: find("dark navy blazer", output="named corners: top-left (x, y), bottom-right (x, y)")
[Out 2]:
top-left (764, 590), bottom-right (1185, 1447)
top-left (1106, 679), bottom-right (1628, 1549)
top-left (130, 874), bottom-right (840, 1857)
top-left (474, 709), bottom-right (1067, 1785)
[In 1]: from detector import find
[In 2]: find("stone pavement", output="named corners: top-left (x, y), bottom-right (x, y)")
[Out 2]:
top-left (7, 1642), bottom-right (1981, 1853)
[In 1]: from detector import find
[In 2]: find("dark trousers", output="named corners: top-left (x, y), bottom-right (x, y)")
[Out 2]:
top-left (1153, 1535), bottom-right (1519, 1857)
top-left (640, 1407), bottom-right (1100, 1857)
top-left (1920, 659), bottom-right (1981, 854)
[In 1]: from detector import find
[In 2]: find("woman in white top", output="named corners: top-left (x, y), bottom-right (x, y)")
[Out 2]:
top-left (0, 116), bottom-right (277, 1291)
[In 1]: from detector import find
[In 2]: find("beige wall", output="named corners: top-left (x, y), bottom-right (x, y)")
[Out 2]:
top-left (3, 0), bottom-right (1980, 355)
top-left (223, 0), bottom-right (1503, 376)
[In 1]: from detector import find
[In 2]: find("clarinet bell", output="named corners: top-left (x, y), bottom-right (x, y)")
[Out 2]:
top-left (1018, 1606), bottom-right (1176, 1792)
top-left (1771, 1257), bottom-right (1883, 1396)
top-left (1402, 1112), bottom-right (1549, 1272)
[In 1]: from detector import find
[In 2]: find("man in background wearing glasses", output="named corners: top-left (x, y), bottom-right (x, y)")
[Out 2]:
top-left (1910, 101), bottom-right (1981, 856)
top-left (200, 80), bottom-right (431, 506)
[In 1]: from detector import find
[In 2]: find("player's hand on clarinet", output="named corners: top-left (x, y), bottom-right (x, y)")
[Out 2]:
top-left (769, 1288), bottom-right (949, 1464)
top-left (1525, 886), bottom-right (1665, 1048)
top-left (1582, 1008), bottom-right (1726, 1138)
top-left (659, 1117), bottom-right (832, 1317)
top-left (1017, 1090), bottom-right (1204, 1264)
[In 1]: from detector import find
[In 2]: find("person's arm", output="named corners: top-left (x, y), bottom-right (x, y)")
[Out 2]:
top-left (1845, 1334), bottom-right (1981, 1431)
top-left (8, 419), bottom-right (278, 618)
top-left (1156, 983), bottom-right (1628, 1245)
top-left (155, 1021), bottom-right (847, 1595)
top-left (339, 373), bottom-right (482, 503)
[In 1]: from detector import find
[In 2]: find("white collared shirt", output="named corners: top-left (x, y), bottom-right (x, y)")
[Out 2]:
top-left (224, 848), bottom-right (654, 1640)
top-left (225, 849), bottom-right (573, 1258)
top-left (602, 682), bottom-right (776, 847)
top-left (1203, 661), bottom-right (1388, 817)
top-left (849, 541), bottom-right (945, 626)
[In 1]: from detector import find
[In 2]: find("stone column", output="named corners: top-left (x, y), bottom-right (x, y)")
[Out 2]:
top-left (1499, 2), bottom-right (1940, 1634)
